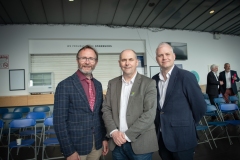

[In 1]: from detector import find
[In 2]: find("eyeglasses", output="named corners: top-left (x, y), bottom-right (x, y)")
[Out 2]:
top-left (78, 57), bottom-right (96, 63)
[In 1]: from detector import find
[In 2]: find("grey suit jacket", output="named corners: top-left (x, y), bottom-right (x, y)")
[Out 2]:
top-left (102, 73), bottom-right (159, 154)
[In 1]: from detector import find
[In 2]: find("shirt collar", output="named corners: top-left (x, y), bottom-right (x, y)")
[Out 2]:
top-left (122, 71), bottom-right (138, 84)
top-left (159, 65), bottom-right (174, 81)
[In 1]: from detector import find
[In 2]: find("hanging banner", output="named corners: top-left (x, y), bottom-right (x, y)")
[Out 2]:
top-left (0, 55), bottom-right (9, 69)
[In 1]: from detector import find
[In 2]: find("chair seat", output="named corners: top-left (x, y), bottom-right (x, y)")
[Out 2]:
top-left (208, 121), bottom-right (228, 126)
top-left (19, 129), bottom-right (42, 136)
top-left (196, 125), bottom-right (208, 130)
top-left (9, 139), bottom-right (35, 148)
top-left (45, 129), bottom-right (55, 135)
top-left (43, 138), bottom-right (59, 146)
top-left (225, 120), bottom-right (240, 125)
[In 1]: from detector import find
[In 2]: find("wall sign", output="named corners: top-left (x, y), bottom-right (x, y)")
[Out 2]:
top-left (0, 55), bottom-right (9, 69)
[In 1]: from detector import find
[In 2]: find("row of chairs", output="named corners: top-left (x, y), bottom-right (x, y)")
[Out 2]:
top-left (7, 117), bottom-right (62, 160)
top-left (0, 105), bottom-right (63, 160)
top-left (198, 93), bottom-right (240, 149)
top-left (0, 106), bottom-right (51, 119)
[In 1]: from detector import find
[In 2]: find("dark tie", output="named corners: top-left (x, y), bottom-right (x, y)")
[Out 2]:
top-left (86, 79), bottom-right (95, 111)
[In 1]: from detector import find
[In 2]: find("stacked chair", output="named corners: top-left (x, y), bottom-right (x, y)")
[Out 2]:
top-left (8, 118), bottom-right (37, 160)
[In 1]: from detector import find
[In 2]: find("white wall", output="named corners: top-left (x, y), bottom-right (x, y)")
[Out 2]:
top-left (0, 25), bottom-right (240, 96)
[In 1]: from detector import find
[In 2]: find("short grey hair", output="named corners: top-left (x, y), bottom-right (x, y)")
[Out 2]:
top-left (210, 64), bottom-right (218, 70)
top-left (156, 42), bottom-right (174, 53)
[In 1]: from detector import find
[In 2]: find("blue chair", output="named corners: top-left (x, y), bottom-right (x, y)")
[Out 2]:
top-left (8, 118), bottom-right (37, 160)
top-left (13, 107), bottom-right (30, 118)
top-left (196, 123), bottom-right (213, 149)
top-left (207, 105), bottom-right (232, 146)
top-left (42, 117), bottom-right (63, 160)
top-left (20, 112), bottom-right (46, 154)
top-left (33, 106), bottom-right (51, 116)
top-left (0, 119), bottom-right (3, 141)
top-left (229, 96), bottom-right (239, 104)
top-left (2, 112), bottom-right (22, 120)
top-left (1, 112), bottom-right (23, 138)
top-left (203, 93), bottom-right (209, 99)
top-left (0, 108), bottom-right (9, 118)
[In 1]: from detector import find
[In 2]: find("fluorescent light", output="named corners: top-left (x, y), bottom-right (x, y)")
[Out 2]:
top-left (69, 0), bottom-right (74, 1)
top-left (209, 10), bottom-right (214, 14)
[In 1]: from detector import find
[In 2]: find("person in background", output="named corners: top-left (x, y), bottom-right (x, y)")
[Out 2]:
top-left (53, 45), bottom-right (108, 160)
top-left (152, 42), bottom-right (206, 160)
top-left (206, 64), bottom-right (224, 105)
top-left (219, 63), bottom-right (240, 119)
top-left (102, 49), bottom-right (158, 160)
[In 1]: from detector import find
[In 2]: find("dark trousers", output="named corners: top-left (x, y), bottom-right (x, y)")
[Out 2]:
top-left (158, 132), bottom-right (195, 160)
top-left (112, 142), bottom-right (153, 160)
top-left (209, 94), bottom-right (219, 105)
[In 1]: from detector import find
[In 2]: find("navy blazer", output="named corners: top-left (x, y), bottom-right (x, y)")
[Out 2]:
top-left (53, 72), bottom-right (106, 157)
top-left (152, 66), bottom-right (206, 152)
top-left (206, 71), bottom-right (220, 96)
top-left (219, 70), bottom-right (240, 95)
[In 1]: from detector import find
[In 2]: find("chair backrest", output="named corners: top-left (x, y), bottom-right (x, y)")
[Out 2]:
top-left (13, 107), bottom-right (30, 113)
top-left (2, 112), bottom-right (22, 120)
top-left (0, 108), bottom-right (9, 115)
top-left (0, 119), bottom-right (3, 139)
top-left (9, 118), bottom-right (36, 128)
top-left (0, 119), bottom-right (3, 128)
top-left (206, 105), bottom-right (218, 113)
top-left (44, 117), bottom-right (53, 126)
top-left (26, 112), bottom-right (46, 120)
top-left (219, 103), bottom-right (238, 111)
top-left (33, 106), bottom-right (50, 112)
top-left (205, 99), bottom-right (211, 105)
top-left (229, 96), bottom-right (239, 103)
top-left (213, 97), bottom-right (226, 105)
top-left (203, 93), bottom-right (209, 99)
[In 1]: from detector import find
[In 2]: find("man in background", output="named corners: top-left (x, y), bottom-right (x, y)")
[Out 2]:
top-left (219, 63), bottom-right (239, 119)
top-left (102, 49), bottom-right (158, 159)
top-left (152, 42), bottom-right (206, 160)
top-left (54, 45), bottom-right (108, 160)
top-left (206, 64), bottom-right (223, 105)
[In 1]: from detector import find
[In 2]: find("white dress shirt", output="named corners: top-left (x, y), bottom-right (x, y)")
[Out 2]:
top-left (110, 72), bottom-right (137, 142)
top-left (225, 71), bottom-right (231, 88)
top-left (158, 66), bottom-right (174, 108)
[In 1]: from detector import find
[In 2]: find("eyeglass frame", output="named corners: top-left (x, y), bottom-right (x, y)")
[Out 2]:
top-left (77, 57), bottom-right (97, 63)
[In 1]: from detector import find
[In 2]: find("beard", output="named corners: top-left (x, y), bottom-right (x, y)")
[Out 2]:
top-left (78, 66), bottom-right (95, 76)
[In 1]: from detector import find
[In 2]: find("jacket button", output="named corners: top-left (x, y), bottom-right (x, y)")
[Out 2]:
top-left (160, 111), bottom-right (164, 114)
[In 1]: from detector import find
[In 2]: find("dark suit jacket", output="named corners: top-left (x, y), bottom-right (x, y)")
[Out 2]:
top-left (219, 70), bottom-right (240, 95)
top-left (53, 72), bottom-right (106, 157)
top-left (206, 71), bottom-right (220, 96)
top-left (152, 66), bottom-right (206, 152)
top-left (102, 73), bottom-right (159, 154)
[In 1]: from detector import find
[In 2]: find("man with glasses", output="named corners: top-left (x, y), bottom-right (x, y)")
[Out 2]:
top-left (54, 45), bottom-right (108, 160)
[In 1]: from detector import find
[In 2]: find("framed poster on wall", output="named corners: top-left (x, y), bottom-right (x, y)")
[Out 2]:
top-left (9, 69), bottom-right (25, 91)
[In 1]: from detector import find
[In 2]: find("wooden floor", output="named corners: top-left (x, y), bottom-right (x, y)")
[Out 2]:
top-left (1, 125), bottom-right (240, 160)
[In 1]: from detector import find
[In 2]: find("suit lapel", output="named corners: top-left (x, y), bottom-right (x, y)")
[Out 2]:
top-left (72, 73), bottom-right (89, 107)
top-left (116, 76), bottom-right (122, 114)
top-left (163, 66), bottom-right (178, 108)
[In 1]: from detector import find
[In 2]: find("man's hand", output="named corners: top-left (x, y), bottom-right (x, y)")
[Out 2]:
top-left (67, 152), bottom-right (80, 160)
top-left (220, 81), bottom-right (224, 85)
top-left (111, 131), bottom-right (126, 146)
top-left (102, 140), bottom-right (109, 156)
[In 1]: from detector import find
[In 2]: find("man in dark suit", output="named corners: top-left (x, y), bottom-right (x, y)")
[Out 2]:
top-left (102, 49), bottom-right (158, 159)
top-left (219, 63), bottom-right (239, 103)
top-left (53, 45), bottom-right (108, 160)
top-left (206, 64), bottom-right (223, 105)
top-left (152, 43), bottom-right (206, 160)
top-left (219, 63), bottom-right (240, 120)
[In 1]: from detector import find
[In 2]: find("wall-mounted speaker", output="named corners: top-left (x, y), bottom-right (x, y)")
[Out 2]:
top-left (213, 33), bottom-right (221, 40)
